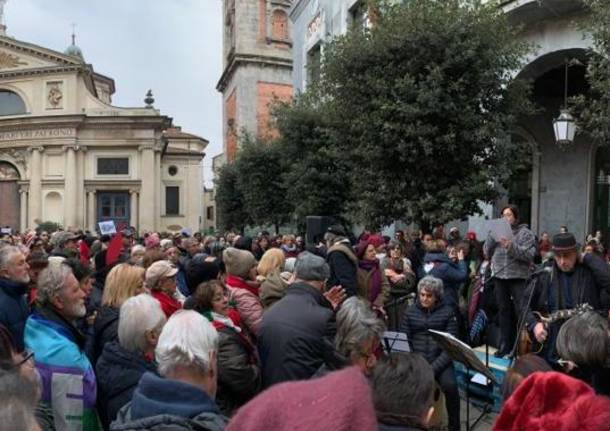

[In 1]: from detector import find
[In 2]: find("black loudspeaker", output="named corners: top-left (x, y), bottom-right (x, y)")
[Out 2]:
top-left (306, 216), bottom-right (335, 246)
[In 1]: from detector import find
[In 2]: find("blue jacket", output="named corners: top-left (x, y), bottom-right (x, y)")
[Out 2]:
top-left (95, 341), bottom-right (158, 429)
top-left (0, 277), bottom-right (29, 351)
top-left (419, 253), bottom-right (468, 308)
top-left (110, 372), bottom-right (227, 431)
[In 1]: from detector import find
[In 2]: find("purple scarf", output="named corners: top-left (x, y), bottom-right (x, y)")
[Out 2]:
top-left (359, 259), bottom-right (382, 302)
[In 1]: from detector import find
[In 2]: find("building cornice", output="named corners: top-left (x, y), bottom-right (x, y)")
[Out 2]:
top-left (289, 0), bottom-right (312, 20)
top-left (216, 53), bottom-right (293, 92)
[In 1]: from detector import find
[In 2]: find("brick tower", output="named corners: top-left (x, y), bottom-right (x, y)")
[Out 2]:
top-left (217, 0), bottom-right (293, 162)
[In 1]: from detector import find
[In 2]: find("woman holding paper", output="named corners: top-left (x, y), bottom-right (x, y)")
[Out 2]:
top-left (483, 204), bottom-right (536, 358)
top-left (401, 276), bottom-right (460, 431)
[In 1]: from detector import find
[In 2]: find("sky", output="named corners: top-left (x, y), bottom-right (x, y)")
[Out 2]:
top-left (5, 0), bottom-right (223, 186)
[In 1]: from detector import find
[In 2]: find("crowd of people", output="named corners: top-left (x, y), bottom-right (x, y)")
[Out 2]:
top-left (0, 214), bottom-right (609, 431)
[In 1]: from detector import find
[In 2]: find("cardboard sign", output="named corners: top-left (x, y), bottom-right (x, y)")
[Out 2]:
top-left (0, 227), bottom-right (11, 235)
top-left (98, 220), bottom-right (117, 235)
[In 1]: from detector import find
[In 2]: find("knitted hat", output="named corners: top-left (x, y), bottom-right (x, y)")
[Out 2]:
top-left (552, 233), bottom-right (577, 252)
top-left (226, 367), bottom-right (377, 431)
top-left (493, 371), bottom-right (610, 431)
top-left (52, 231), bottom-right (78, 248)
top-left (223, 247), bottom-right (257, 278)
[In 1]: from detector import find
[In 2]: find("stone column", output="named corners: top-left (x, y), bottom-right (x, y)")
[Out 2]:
top-left (28, 146), bottom-right (43, 228)
top-left (63, 146), bottom-right (78, 229)
top-left (139, 146), bottom-right (155, 231)
top-left (154, 147), bottom-right (162, 230)
top-left (19, 188), bottom-right (27, 233)
top-left (129, 189), bottom-right (138, 231)
top-left (77, 146), bottom-right (87, 228)
top-left (87, 190), bottom-right (96, 233)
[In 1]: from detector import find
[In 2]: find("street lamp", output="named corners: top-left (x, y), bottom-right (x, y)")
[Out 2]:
top-left (553, 61), bottom-right (577, 147)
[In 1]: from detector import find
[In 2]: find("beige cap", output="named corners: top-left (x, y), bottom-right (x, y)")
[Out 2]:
top-left (145, 260), bottom-right (178, 289)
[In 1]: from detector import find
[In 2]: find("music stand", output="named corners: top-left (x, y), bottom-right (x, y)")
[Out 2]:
top-left (428, 330), bottom-right (497, 431)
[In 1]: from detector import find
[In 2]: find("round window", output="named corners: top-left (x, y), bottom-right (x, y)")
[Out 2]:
top-left (168, 165), bottom-right (178, 176)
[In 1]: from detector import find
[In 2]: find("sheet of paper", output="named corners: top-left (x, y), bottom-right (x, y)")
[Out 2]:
top-left (383, 331), bottom-right (410, 353)
top-left (98, 220), bottom-right (117, 235)
top-left (486, 218), bottom-right (513, 242)
top-left (470, 372), bottom-right (490, 385)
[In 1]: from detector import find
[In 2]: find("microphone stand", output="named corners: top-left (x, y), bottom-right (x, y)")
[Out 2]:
top-left (508, 267), bottom-right (547, 364)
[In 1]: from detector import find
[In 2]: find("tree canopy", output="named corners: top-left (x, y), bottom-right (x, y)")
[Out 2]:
top-left (216, 0), bottom-right (533, 232)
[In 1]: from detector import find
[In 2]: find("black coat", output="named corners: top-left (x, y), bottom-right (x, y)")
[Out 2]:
top-left (525, 253), bottom-right (610, 363)
top-left (215, 325), bottom-right (261, 416)
top-left (96, 341), bottom-right (157, 430)
top-left (258, 281), bottom-right (336, 388)
top-left (0, 277), bottom-right (29, 351)
top-left (93, 305), bottom-right (119, 364)
top-left (401, 300), bottom-right (458, 376)
top-left (327, 242), bottom-right (358, 297)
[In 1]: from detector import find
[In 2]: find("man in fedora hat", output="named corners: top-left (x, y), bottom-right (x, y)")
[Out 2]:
top-left (523, 232), bottom-right (610, 366)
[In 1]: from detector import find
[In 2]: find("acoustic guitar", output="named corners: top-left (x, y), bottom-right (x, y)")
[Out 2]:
top-left (518, 303), bottom-right (593, 355)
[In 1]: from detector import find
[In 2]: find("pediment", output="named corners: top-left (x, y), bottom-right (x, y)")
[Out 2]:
top-left (0, 35), bottom-right (83, 75)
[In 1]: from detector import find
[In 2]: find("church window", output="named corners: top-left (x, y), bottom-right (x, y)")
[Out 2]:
top-left (0, 90), bottom-right (27, 116)
top-left (271, 10), bottom-right (288, 40)
top-left (97, 157), bottom-right (129, 175)
top-left (166, 186), bottom-right (180, 215)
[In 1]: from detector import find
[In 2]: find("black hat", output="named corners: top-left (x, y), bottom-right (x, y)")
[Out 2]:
top-left (327, 224), bottom-right (346, 237)
top-left (552, 233), bottom-right (577, 251)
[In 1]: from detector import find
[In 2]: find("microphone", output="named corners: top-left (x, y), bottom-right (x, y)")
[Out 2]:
top-left (529, 266), bottom-right (552, 278)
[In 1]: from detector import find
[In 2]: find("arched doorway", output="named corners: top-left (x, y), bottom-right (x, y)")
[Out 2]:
top-left (593, 147), bottom-right (610, 248)
top-left (502, 133), bottom-right (535, 227)
top-left (0, 162), bottom-right (20, 231)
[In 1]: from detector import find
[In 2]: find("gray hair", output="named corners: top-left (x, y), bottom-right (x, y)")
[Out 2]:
top-left (155, 310), bottom-right (218, 377)
top-left (417, 276), bottom-right (444, 300)
top-left (160, 239), bottom-right (173, 251)
top-left (131, 244), bottom-right (145, 255)
top-left (118, 294), bottom-right (167, 353)
top-left (336, 297), bottom-right (386, 360)
top-left (557, 311), bottom-right (609, 367)
top-left (0, 371), bottom-right (39, 431)
top-left (0, 246), bottom-right (21, 273)
top-left (37, 264), bottom-right (73, 305)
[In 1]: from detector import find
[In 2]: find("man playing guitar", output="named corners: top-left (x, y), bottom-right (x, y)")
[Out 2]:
top-left (523, 233), bottom-right (610, 366)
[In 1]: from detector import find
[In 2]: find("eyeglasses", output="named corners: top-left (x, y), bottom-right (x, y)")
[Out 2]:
top-left (16, 349), bottom-right (34, 367)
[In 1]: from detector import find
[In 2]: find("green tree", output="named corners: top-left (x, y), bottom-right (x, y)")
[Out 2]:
top-left (575, 0), bottom-right (610, 143)
top-left (215, 162), bottom-right (250, 233)
top-left (274, 95), bottom-right (351, 229)
top-left (235, 135), bottom-right (292, 232)
top-left (310, 0), bottom-right (532, 227)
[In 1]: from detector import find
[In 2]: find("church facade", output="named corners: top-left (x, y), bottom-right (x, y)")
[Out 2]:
top-left (0, 31), bottom-right (207, 234)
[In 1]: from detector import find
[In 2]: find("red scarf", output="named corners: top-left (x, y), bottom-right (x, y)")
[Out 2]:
top-left (226, 275), bottom-right (260, 296)
top-left (151, 290), bottom-right (181, 318)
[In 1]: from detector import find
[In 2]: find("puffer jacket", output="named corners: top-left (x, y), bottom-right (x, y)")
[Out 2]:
top-left (419, 253), bottom-right (468, 309)
top-left (226, 276), bottom-right (263, 337)
top-left (400, 299), bottom-right (458, 377)
top-left (0, 277), bottom-right (29, 351)
top-left (96, 341), bottom-right (158, 429)
top-left (483, 223), bottom-right (536, 280)
top-left (110, 372), bottom-right (227, 431)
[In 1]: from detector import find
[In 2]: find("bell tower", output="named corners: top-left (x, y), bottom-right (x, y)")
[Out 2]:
top-left (217, 0), bottom-right (293, 162)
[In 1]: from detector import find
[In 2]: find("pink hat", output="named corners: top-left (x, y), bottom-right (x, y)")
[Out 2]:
top-left (227, 367), bottom-right (377, 431)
